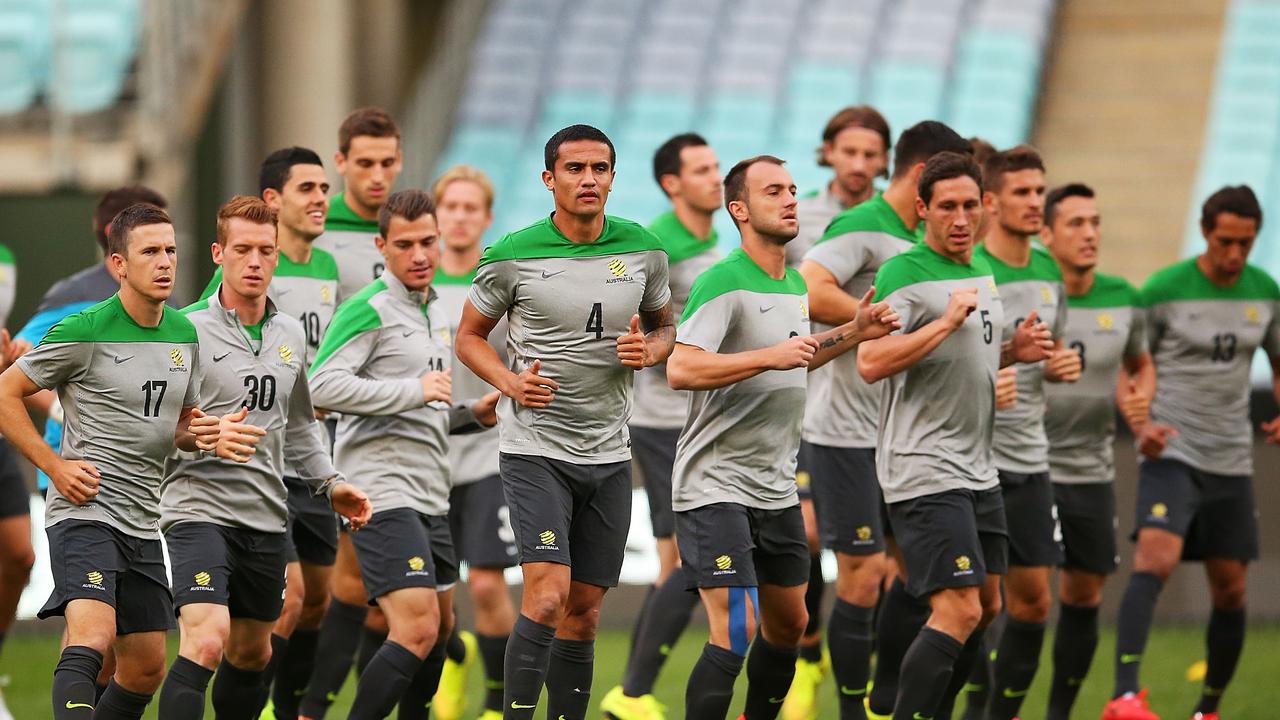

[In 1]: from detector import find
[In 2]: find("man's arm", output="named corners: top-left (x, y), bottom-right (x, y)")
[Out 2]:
top-left (808, 288), bottom-right (900, 371)
top-left (800, 260), bottom-right (860, 326)
top-left (617, 301), bottom-right (677, 369)
top-left (0, 364), bottom-right (100, 504)
top-left (284, 372), bottom-right (372, 528)
top-left (1044, 340), bottom-right (1083, 383)
top-left (667, 337), bottom-right (817, 391)
top-left (456, 301), bottom-right (557, 408)
top-left (1116, 352), bottom-right (1156, 431)
top-left (999, 311), bottom-right (1054, 368)
top-left (311, 329), bottom-right (442, 415)
top-left (858, 288), bottom-right (976, 383)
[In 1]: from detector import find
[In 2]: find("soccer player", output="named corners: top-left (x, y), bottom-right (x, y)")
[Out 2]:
top-left (315, 107), bottom-right (404, 302)
top-left (0, 203), bottom-right (239, 720)
top-left (971, 145), bottom-right (1078, 720)
top-left (1037, 183), bottom-right (1155, 720)
top-left (668, 155), bottom-right (898, 720)
top-left (0, 240), bottom-right (20, 720)
top-left (156, 196), bottom-right (371, 719)
top-left (857, 151), bottom-right (1052, 720)
top-left (797, 120), bottom-right (971, 720)
top-left (428, 165), bottom-right (517, 720)
top-left (1102, 185), bottom-right (1280, 720)
top-left (599, 132), bottom-right (723, 720)
top-left (457, 124), bottom-right (675, 720)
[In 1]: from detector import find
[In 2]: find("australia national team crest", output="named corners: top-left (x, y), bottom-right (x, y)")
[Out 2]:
top-left (1245, 305), bottom-right (1260, 324)
top-left (605, 258), bottom-right (633, 284)
top-left (1096, 312), bottom-right (1114, 331)
top-left (279, 344), bottom-right (294, 364)
top-left (169, 347), bottom-right (187, 373)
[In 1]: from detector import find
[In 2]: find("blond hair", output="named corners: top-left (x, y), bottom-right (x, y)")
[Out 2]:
top-left (431, 165), bottom-right (496, 212)
top-left (216, 195), bottom-right (278, 246)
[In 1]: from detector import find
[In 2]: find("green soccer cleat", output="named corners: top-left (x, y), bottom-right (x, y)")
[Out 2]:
top-left (433, 630), bottom-right (478, 720)
top-left (257, 698), bottom-right (276, 720)
top-left (600, 685), bottom-right (668, 719)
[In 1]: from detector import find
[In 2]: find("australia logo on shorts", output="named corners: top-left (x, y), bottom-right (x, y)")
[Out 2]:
top-left (954, 555), bottom-right (973, 576)
top-left (605, 258), bottom-right (633, 284)
top-left (713, 555), bottom-right (736, 576)
top-left (1149, 503), bottom-right (1169, 521)
top-left (191, 571), bottom-right (215, 592)
top-left (84, 570), bottom-right (104, 589)
top-left (536, 530), bottom-right (559, 550)
top-left (855, 526), bottom-right (873, 544)
top-left (406, 556), bottom-right (430, 577)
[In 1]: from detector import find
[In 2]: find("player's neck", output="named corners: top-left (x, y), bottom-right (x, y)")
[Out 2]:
top-left (552, 209), bottom-right (605, 244)
top-left (277, 228), bottom-right (314, 265)
top-left (983, 228), bottom-right (1033, 267)
top-left (343, 191), bottom-right (380, 221)
top-left (829, 178), bottom-right (871, 210)
top-left (117, 286), bottom-right (165, 327)
top-left (1062, 265), bottom-right (1096, 297)
top-left (219, 284), bottom-right (267, 326)
top-left (441, 245), bottom-right (481, 276)
top-left (881, 180), bottom-right (919, 230)
top-left (741, 234), bottom-right (788, 279)
top-left (1196, 254), bottom-right (1242, 287)
top-left (672, 201), bottom-right (715, 241)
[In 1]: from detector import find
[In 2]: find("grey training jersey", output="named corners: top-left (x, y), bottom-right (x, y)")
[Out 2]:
top-left (1142, 258), bottom-right (1280, 476)
top-left (314, 193), bottom-right (385, 302)
top-left (436, 268), bottom-right (505, 486)
top-left (469, 214), bottom-right (672, 464)
top-left (788, 184), bottom-right (847, 268)
top-left (1045, 274), bottom-right (1146, 485)
top-left (975, 245), bottom-right (1067, 474)
top-left (671, 248), bottom-right (810, 512)
top-left (18, 295), bottom-right (200, 538)
top-left (802, 194), bottom-right (916, 448)
top-left (631, 211), bottom-right (720, 430)
top-left (161, 292), bottom-right (339, 533)
top-left (872, 243), bottom-right (1003, 504)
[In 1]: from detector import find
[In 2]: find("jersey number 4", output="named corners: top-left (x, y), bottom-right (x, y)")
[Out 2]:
top-left (585, 302), bottom-right (604, 340)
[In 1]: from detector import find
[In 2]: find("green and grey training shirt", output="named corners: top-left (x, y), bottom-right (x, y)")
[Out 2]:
top-left (468, 214), bottom-right (672, 464)
top-left (631, 210), bottom-right (720, 431)
top-left (1142, 258), bottom-right (1280, 476)
top-left (17, 295), bottom-right (201, 538)
top-left (314, 193), bottom-right (385, 303)
top-left (788, 184), bottom-right (848, 268)
top-left (872, 243), bottom-right (1003, 503)
top-left (802, 194), bottom-right (916, 449)
top-left (671, 248), bottom-right (810, 512)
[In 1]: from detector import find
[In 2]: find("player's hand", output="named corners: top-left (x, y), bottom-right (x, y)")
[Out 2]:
top-left (1261, 416), bottom-right (1280, 444)
top-left (1011, 311), bottom-right (1054, 363)
top-left (187, 407), bottom-right (221, 452)
top-left (215, 407), bottom-right (267, 463)
top-left (1137, 423), bottom-right (1178, 459)
top-left (1117, 379), bottom-right (1151, 429)
top-left (943, 288), bottom-right (979, 329)
top-left (473, 390), bottom-right (500, 427)
top-left (767, 335), bottom-right (819, 370)
top-left (49, 458), bottom-right (101, 505)
top-left (617, 314), bottom-right (653, 369)
top-left (314, 407), bottom-right (331, 421)
top-left (505, 359), bottom-right (558, 408)
top-left (0, 329), bottom-right (31, 371)
top-left (420, 370), bottom-right (452, 405)
top-left (1044, 345), bottom-right (1082, 383)
top-left (330, 482), bottom-right (372, 531)
top-left (852, 287), bottom-right (902, 341)
top-left (995, 366), bottom-right (1019, 409)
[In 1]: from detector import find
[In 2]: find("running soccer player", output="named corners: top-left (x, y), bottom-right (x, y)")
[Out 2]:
top-left (857, 152), bottom-right (1053, 720)
top-left (669, 155), bottom-right (898, 720)
top-left (601, 132), bottom-right (723, 720)
top-left (971, 145), bottom-right (1078, 720)
top-left (1102, 185), bottom-right (1280, 720)
top-left (0, 203), bottom-right (239, 720)
top-left (316, 107), bottom-right (404, 302)
top-left (428, 165), bottom-right (517, 720)
top-left (156, 196), bottom-right (371, 719)
top-left (0, 240), bottom-right (20, 720)
top-left (1038, 183), bottom-right (1154, 720)
top-left (796, 120), bottom-right (971, 720)
top-left (456, 124), bottom-right (675, 720)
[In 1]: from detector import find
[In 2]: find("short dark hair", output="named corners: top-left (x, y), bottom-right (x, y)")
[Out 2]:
top-left (1200, 185), bottom-right (1263, 233)
top-left (918, 152), bottom-right (983, 206)
top-left (724, 155), bottom-right (787, 214)
top-left (968, 137), bottom-right (997, 169)
top-left (1044, 183), bottom-right (1096, 227)
top-left (544, 124), bottom-right (616, 172)
top-left (338, 107), bottom-right (399, 155)
top-left (818, 105), bottom-right (891, 171)
top-left (982, 145), bottom-right (1046, 193)
top-left (94, 185), bottom-right (167, 252)
top-left (216, 195), bottom-right (278, 246)
top-left (892, 120), bottom-right (971, 179)
top-left (378, 189), bottom-right (437, 238)
top-left (653, 132), bottom-right (710, 195)
top-left (259, 146), bottom-right (324, 194)
top-left (107, 203), bottom-right (172, 258)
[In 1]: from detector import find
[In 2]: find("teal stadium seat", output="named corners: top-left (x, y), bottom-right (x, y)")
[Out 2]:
top-left (869, 61), bottom-right (946, 135)
top-left (53, 7), bottom-right (135, 113)
top-left (0, 8), bottom-right (44, 114)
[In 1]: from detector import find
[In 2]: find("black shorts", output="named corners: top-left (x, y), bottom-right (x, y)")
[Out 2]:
top-left (352, 507), bottom-right (459, 602)
top-left (1054, 482), bottom-right (1118, 575)
top-left (1135, 458), bottom-right (1259, 562)
top-left (499, 453), bottom-right (632, 587)
top-left (999, 470), bottom-right (1064, 567)
top-left (40, 520), bottom-right (173, 634)
top-left (795, 447), bottom-right (812, 500)
top-left (677, 503), bottom-right (810, 589)
top-left (448, 474), bottom-right (519, 569)
top-left (803, 442), bottom-right (886, 555)
top-left (0, 438), bottom-right (29, 518)
top-left (631, 426), bottom-right (679, 538)
top-left (166, 522), bottom-right (289, 621)
top-left (284, 476), bottom-right (339, 566)
top-left (889, 488), bottom-right (1008, 599)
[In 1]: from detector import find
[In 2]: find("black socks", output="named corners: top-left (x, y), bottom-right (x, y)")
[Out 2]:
top-left (347, 640), bottom-right (422, 720)
top-left (1113, 571), bottom-right (1164, 697)
top-left (53, 646), bottom-right (103, 720)
top-left (622, 566), bottom-right (698, 697)
top-left (892, 627), bottom-right (961, 720)
top-left (986, 617), bottom-right (1046, 720)
top-left (299, 597), bottom-right (368, 717)
top-left (210, 658), bottom-right (270, 719)
top-left (93, 679), bottom-right (153, 720)
top-left (1195, 606), bottom-right (1246, 715)
top-left (1048, 603), bottom-right (1100, 720)
top-left (504, 614), bottom-right (556, 718)
top-left (868, 578), bottom-right (930, 716)
top-left (157, 655), bottom-right (213, 720)
top-left (743, 636), bottom-right (799, 720)
top-left (547, 637), bottom-right (595, 720)
top-left (477, 632), bottom-right (509, 713)
top-left (685, 643), bottom-right (745, 720)
top-left (828, 599), bottom-right (875, 718)
top-left (272, 627), bottom-right (319, 719)
top-left (398, 642), bottom-right (446, 720)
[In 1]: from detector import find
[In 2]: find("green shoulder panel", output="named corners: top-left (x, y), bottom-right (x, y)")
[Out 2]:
top-left (874, 243), bottom-right (991, 302)
top-left (309, 278), bottom-right (387, 374)
top-left (43, 295), bottom-right (198, 344)
top-left (478, 215), bottom-right (664, 267)
top-left (277, 248), bottom-right (341, 279)
top-left (1068, 272), bottom-right (1140, 309)
top-left (0, 244), bottom-right (14, 264)
top-left (680, 249), bottom-right (806, 322)
top-left (324, 193), bottom-right (379, 233)
top-left (434, 268), bottom-right (477, 286)
top-left (1142, 258), bottom-right (1280, 306)
top-left (977, 244), bottom-right (1064, 285)
top-left (817, 195), bottom-right (915, 247)
top-left (648, 210), bottom-right (718, 265)
top-left (198, 267), bottom-right (223, 302)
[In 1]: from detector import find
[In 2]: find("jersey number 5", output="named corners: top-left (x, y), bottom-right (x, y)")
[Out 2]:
top-left (585, 302), bottom-right (604, 340)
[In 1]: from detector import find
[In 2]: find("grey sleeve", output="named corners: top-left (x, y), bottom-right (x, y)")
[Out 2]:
top-left (1053, 283), bottom-right (1068, 338)
top-left (284, 368), bottom-right (340, 497)
top-left (1124, 306), bottom-right (1148, 361)
top-left (309, 329), bottom-right (424, 415)
top-left (447, 401), bottom-right (486, 435)
top-left (182, 348), bottom-right (202, 408)
top-left (677, 294), bottom-right (735, 352)
top-left (884, 286), bottom-right (921, 336)
top-left (1145, 305), bottom-right (1164, 353)
top-left (1264, 301), bottom-right (1280, 362)
top-left (642, 251), bottom-right (673, 311)
top-left (803, 233), bottom-right (872, 286)
top-left (468, 262), bottom-right (517, 319)
top-left (16, 341), bottom-right (92, 389)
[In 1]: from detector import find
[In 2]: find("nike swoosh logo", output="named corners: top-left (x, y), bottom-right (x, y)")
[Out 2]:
top-left (769, 697), bottom-right (785, 704)
top-left (759, 305), bottom-right (774, 313)
top-left (1002, 687), bottom-right (1029, 698)
top-left (840, 685), bottom-right (867, 696)
top-left (213, 352), bottom-right (232, 362)
top-left (66, 701), bottom-right (95, 710)
top-left (541, 270), bottom-right (566, 279)
top-left (113, 355), bottom-right (133, 364)
top-left (402, 330), bottom-right (416, 337)
top-left (913, 713), bottom-right (933, 720)
top-left (276, 287), bottom-right (293, 295)
top-left (511, 701), bottom-right (536, 709)
top-left (1120, 653), bottom-right (1142, 664)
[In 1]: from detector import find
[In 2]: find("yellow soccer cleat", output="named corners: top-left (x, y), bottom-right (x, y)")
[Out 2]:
top-left (479, 711), bottom-right (504, 720)
top-left (781, 657), bottom-right (828, 720)
top-left (600, 684), bottom-right (668, 719)
top-left (865, 696), bottom-right (893, 720)
top-left (1185, 659), bottom-right (1207, 682)
top-left (257, 699), bottom-right (276, 720)
top-left (433, 630), bottom-right (478, 720)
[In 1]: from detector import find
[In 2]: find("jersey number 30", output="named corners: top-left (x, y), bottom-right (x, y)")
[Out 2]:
top-left (243, 375), bottom-right (277, 411)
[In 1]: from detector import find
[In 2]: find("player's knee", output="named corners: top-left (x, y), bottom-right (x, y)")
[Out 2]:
top-left (980, 591), bottom-right (1002, 628)
top-left (1210, 577), bottom-right (1247, 610)
top-left (468, 570), bottom-right (508, 610)
top-left (278, 589), bottom-right (304, 628)
top-left (1008, 586), bottom-right (1052, 623)
top-left (522, 586), bottom-right (569, 626)
top-left (393, 617), bottom-right (439, 657)
top-left (0, 540), bottom-right (35, 577)
top-left (187, 632), bottom-right (228, 668)
top-left (225, 641), bottom-right (272, 672)
top-left (120, 660), bottom-right (166, 694)
top-left (298, 592), bottom-right (330, 629)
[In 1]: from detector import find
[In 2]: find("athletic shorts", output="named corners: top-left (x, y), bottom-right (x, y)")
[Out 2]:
top-left (888, 488), bottom-right (1008, 599)
top-left (1135, 458), bottom-right (1259, 562)
top-left (0, 438), bottom-right (29, 518)
top-left (630, 425), bottom-right (679, 538)
top-left (165, 522), bottom-right (288, 621)
top-left (1054, 482), bottom-right (1118, 575)
top-left (448, 474), bottom-right (519, 569)
top-left (802, 442), bottom-right (886, 555)
top-left (795, 447), bottom-right (812, 500)
top-left (499, 453), bottom-right (631, 587)
top-left (283, 476), bottom-right (339, 566)
top-left (40, 519), bottom-right (173, 634)
top-left (999, 470), bottom-right (1064, 567)
top-left (352, 507), bottom-right (458, 602)
top-left (676, 502), bottom-right (809, 589)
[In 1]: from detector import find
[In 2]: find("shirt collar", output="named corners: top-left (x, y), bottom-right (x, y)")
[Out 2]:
top-left (207, 284), bottom-right (279, 328)
top-left (379, 269), bottom-right (438, 307)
